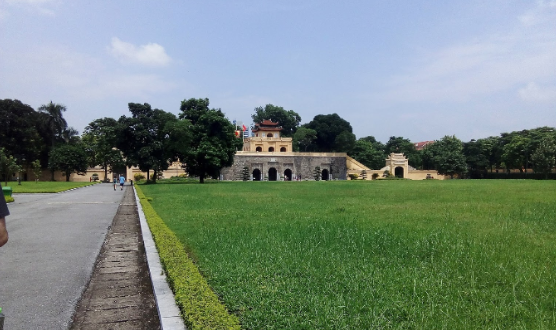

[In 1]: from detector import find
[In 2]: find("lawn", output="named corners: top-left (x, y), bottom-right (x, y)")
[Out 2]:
top-left (141, 180), bottom-right (556, 329)
top-left (5, 181), bottom-right (97, 193)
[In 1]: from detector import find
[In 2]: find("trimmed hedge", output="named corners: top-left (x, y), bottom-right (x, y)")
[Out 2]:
top-left (135, 185), bottom-right (241, 330)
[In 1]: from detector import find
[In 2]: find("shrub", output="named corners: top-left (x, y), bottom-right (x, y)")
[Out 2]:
top-left (134, 173), bottom-right (146, 182)
top-left (348, 173), bottom-right (359, 180)
top-left (313, 166), bottom-right (321, 181)
top-left (372, 173), bottom-right (379, 180)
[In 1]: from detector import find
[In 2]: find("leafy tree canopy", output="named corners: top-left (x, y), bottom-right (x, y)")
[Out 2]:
top-left (48, 143), bottom-right (88, 182)
top-left (116, 103), bottom-right (178, 182)
top-left (180, 98), bottom-right (242, 183)
top-left (251, 104), bottom-right (301, 137)
top-left (0, 99), bottom-right (44, 163)
top-left (293, 127), bottom-right (317, 152)
top-left (303, 113), bottom-right (353, 152)
top-left (350, 139), bottom-right (386, 170)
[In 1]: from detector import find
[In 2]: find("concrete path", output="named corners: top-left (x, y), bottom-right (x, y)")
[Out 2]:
top-left (0, 183), bottom-right (133, 329)
top-left (70, 187), bottom-right (160, 329)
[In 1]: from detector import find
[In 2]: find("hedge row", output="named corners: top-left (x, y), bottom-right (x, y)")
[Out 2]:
top-left (135, 185), bottom-right (241, 330)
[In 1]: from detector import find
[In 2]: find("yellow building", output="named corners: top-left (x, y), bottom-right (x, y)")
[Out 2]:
top-left (243, 119), bottom-right (293, 153)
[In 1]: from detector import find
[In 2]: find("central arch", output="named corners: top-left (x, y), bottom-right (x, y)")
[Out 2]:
top-left (284, 169), bottom-right (292, 181)
top-left (321, 169), bottom-right (329, 181)
top-left (395, 167), bottom-right (404, 178)
top-left (252, 169), bottom-right (262, 181)
top-left (268, 167), bottom-right (277, 181)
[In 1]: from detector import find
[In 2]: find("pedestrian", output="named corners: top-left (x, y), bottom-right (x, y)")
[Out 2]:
top-left (113, 176), bottom-right (117, 191)
top-left (119, 174), bottom-right (125, 191)
top-left (0, 193), bottom-right (10, 247)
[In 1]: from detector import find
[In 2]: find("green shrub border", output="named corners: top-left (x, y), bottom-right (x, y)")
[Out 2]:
top-left (135, 185), bottom-right (241, 330)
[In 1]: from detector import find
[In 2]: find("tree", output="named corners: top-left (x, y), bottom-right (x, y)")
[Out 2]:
top-left (251, 104), bottom-right (301, 137)
top-left (531, 137), bottom-right (556, 179)
top-left (463, 139), bottom-right (490, 178)
top-left (313, 166), bottom-right (321, 181)
top-left (334, 131), bottom-right (356, 153)
top-left (116, 103), bottom-right (178, 183)
top-left (293, 127), bottom-right (317, 152)
top-left (37, 101), bottom-right (69, 147)
top-left (82, 118), bottom-right (124, 181)
top-left (303, 113), bottom-right (353, 152)
top-left (0, 148), bottom-right (21, 186)
top-left (350, 139), bottom-right (386, 169)
top-left (179, 98), bottom-right (242, 183)
top-left (0, 99), bottom-right (44, 164)
top-left (47, 144), bottom-right (89, 181)
top-left (32, 159), bottom-right (42, 182)
top-left (427, 135), bottom-right (467, 179)
top-left (501, 134), bottom-right (530, 173)
top-left (242, 166), bottom-right (250, 181)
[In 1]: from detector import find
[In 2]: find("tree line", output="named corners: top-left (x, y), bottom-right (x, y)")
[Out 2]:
top-left (2, 98), bottom-right (555, 183)
top-left (254, 104), bottom-right (556, 179)
top-left (0, 98), bottom-right (241, 184)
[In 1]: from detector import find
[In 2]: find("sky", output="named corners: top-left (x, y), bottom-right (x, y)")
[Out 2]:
top-left (1, 0), bottom-right (555, 144)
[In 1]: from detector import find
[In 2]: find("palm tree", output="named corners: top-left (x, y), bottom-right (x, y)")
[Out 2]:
top-left (38, 101), bottom-right (68, 147)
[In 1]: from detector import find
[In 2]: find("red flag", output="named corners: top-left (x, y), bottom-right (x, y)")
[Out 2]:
top-left (242, 124), bottom-right (247, 131)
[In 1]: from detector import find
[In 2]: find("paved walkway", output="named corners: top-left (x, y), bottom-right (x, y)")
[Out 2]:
top-left (0, 183), bottom-right (184, 330)
top-left (70, 187), bottom-right (160, 329)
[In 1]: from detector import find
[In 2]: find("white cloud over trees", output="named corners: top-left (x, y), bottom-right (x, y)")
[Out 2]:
top-left (108, 37), bottom-right (172, 67)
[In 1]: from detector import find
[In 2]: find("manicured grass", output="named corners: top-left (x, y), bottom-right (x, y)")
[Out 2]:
top-left (6, 181), bottom-right (97, 193)
top-left (141, 180), bottom-right (556, 329)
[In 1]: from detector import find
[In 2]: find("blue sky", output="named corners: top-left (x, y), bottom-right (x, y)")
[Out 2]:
top-left (1, 0), bottom-right (555, 143)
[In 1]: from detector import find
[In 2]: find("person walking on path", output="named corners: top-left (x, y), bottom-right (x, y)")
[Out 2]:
top-left (0, 193), bottom-right (9, 247)
top-left (113, 177), bottom-right (117, 191)
top-left (119, 174), bottom-right (125, 191)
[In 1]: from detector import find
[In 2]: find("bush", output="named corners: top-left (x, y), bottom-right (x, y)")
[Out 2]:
top-left (348, 173), bottom-right (359, 180)
top-left (134, 173), bottom-right (146, 182)
top-left (372, 173), bottom-right (379, 180)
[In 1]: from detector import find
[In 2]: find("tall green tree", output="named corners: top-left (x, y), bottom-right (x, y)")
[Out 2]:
top-left (251, 104), bottom-right (301, 137)
top-left (47, 143), bottom-right (89, 181)
top-left (531, 137), bottom-right (556, 179)
top-left (82, 117), bottom-right (124, 181)
top-left (463, 139), bottom-right (490, 178)
top-left (293, 127), bottom-right (317, 152)
top-left (427, 135), bottom-right (467, 179)
top-left (350, 139), bottom-right (386, 169)
top-left (179, 98), bottom-right (242, 183)
top-left (0, 148), bottom-right (22, 186)
top-left (303, 113), bottom-right (353, 152)
top-left (501, 134), bottom-right (530, 173)
top-left (0, 99), bottom-right (44, 164)
top-left (38, 101), bottom-right (69, 147)
top-left (116, 103), bottom-right (178, 183)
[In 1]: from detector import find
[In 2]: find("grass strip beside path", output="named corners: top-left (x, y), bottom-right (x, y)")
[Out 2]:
top-left (8, 181), bottom-right (97, 193)
top-left (135, 184), bottom-right (240, 330)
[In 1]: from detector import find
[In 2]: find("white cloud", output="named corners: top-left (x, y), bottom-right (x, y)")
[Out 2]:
top-left (373, 2), bottom-right (556, 105)
top-left (108, 37), bottom-right (172, 67)
top-left (518, 82), bottom-right (556, 102)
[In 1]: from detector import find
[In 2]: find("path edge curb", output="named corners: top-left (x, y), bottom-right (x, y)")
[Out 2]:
top-left (133, 186), bottom-right (187, 330)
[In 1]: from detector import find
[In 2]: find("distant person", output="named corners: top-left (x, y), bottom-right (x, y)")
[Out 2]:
top-left (113, 177), bottom-right (117, 191)
top-left (119, 174), bottom-right (125, 191)
top-left (0, 193), bottom-right (10, 247)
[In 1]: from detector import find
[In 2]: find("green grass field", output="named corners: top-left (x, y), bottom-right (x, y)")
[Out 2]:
top-left (5, 181), bottom-right (97, 193)
top-left (141, 180), bottom-right (556, 329)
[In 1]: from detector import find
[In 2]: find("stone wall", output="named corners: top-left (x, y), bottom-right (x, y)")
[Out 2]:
top-left (221, 152), bottom-right (348, 180)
